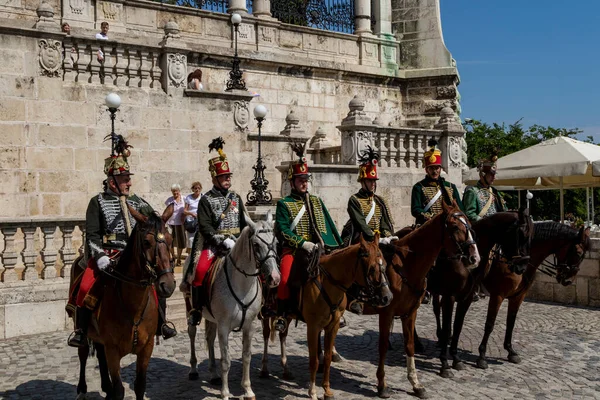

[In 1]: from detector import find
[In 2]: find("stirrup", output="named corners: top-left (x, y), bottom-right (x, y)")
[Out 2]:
top-left (161, 321), bottom-right (178, 339)
top-left (188, 309), bottom-right (202, 326)
top-left (273, 317), bottom-right (288, 333)
top-left (67, 330), bottom-right (87, 348)
top-left (348, 300), bottom-right (363, 315)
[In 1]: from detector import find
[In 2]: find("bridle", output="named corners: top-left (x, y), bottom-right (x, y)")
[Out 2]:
top-left (495, 219), bottom-right (532, 273)
top-left (439, 211), bottom-right (477, 262)
top-left (539, 241), bottom-right (586, 284)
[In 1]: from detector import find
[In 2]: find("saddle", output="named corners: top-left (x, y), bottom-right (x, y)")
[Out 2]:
top-left (199, 256), bottom-right (226, 317)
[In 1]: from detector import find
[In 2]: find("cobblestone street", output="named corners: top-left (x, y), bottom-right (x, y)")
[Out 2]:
top-left (0, 300), bottom-right (598, 400)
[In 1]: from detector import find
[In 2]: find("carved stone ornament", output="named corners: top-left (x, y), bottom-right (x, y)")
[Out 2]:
top-left (69, 0), bottom-right (85, 15)
top-left (448, 136), bottom-right (462, 169)
top-left (167, 54), bottom-right (186, 88)
top-left (341, 130), bottom-right (373, 165)
top-left (39, 39), bottom-right (62, 77)
top-left (233, 101), bottom-right (250, 132)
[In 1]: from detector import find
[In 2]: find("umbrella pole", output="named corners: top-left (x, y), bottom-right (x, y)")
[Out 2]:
top-left (593, 188), bottom-right (595, 225)
top-left (560, 177), bottom-right (564, 223)
top-left (587, 187), bottom-right (590, 224)
top-left (518, 190), bottom-right (521, 209)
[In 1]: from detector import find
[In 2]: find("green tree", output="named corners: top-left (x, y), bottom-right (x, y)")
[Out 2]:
top-left (463, 119), bottom-right (592, 221)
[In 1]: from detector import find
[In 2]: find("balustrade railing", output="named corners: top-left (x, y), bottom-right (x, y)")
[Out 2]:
top-left (0, 219), bottom-right (84, 284)
top-left (308, 145), bottom-right (342, 165)
top-left (372, 128), bottom-right (440, 169)
top-left (150, 0), bottom-right (253, 13)
top-left (272, 0), bottom-right (355, 34)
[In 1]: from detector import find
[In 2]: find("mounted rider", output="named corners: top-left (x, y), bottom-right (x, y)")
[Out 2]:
top-left (342, 146), bottom-right (397, 315)
top-left (273, 142), bottom-right (343, 332)
top-left (463, 149), bottom-right (507, 223)
top-left (187, 137), bottom-right (247, 326)
top-left (68, 135), bottom-right (176, 348)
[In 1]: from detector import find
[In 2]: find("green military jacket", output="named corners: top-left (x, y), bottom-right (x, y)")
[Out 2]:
top-left (411, 177), bottom-right (464, 225)
top-left (275, 190), bottom-right (342, 251)
top-left (343, 188), bottom-right (394, 244)
top-left (85, 191), bottom-right (154, 262)
top-left (463, 181), bottom-right (507, 223)
top-left (197, 186), bottom-right (247, 247)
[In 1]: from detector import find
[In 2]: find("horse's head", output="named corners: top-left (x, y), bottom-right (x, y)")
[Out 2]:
top-left (554, 226), bottom-right (590, 286)
top-left (356, 233), bottom-right (393, 307)
top-left (441, 200), bottom-right (480, 269)
top-left (496, 208), bottom-right (534, 274)
top-left (243, 212), bottom-right (281, 288)
top-left (129, 206), bottom-right (176, 298)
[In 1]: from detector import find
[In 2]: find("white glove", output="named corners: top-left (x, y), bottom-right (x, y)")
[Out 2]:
top-left (97, 255), bottom-right (111, 270)
top-left (302, 241), bottom-right (317, 253)
top-left (223, 238), bottom-right (235, 250)
top-left (212, 234), bottom-right (225, 245)
top-left (379, 237), bottom-right (391, 245)
top-left (390, 236), bottom-right (399, 242)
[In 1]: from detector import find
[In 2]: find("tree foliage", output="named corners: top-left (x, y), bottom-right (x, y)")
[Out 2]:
top-left (462, 119), bottom-right (597, 222)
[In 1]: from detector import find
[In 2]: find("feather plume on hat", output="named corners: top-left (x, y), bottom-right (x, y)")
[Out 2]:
top-left (358, 145), bottom-right (380, 164)
top-left (208, 137), bottom-right (226, 160)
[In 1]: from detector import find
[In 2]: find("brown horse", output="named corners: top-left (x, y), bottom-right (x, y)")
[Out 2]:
top-left (69, 210), bottom-right (176, 400)
top-left (427, 209), bottom-right (534, 378)
top-left (362, 201), bottom-right (480, 399)
top-left (260, 233), bottom-right (392, 400)
top-left (476, 222), bottom-right (590, 369)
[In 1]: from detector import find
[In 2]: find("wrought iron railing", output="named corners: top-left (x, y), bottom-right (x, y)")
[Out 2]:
top-left (152, 0), bottom-right (253, 14)
top-left (271, 0), bottom-right (355, 34)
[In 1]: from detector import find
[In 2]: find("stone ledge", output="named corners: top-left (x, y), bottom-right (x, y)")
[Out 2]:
top-left (184, 89), bottom-right (255, 102)
top-left (0, 279), bottom-right (69, 305)
top-left (247, 134), bottom-right (309, 143)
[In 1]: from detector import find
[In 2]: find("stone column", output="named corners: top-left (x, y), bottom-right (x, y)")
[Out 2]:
top-left (41, 225), bottom-right (58, 279)
top-left (354, 0), bottom-right (373, 36)
top-left (253, 0), bottom-right (272, 18)
top-left (339, 96), bottom-right (375, 165)
top-left (21, 226), bottom-right (39, 281)
top-left (435, 107), bottom-right (466, 186)
top-left (228, 0), bottom-right (248, 15)
top-left (373, 0), bottom-right (393, 39)
top-left (59, 224), bottom-right (77, 278)
top-left (0, 227), bottom-right (19, 282)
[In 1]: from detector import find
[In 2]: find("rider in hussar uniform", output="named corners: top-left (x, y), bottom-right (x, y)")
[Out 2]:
top-left (342, 146), bottom-right (397, 315)
top-left (463, 149), bottom-right (506, 223)
top-left (410, 139), bottom-right (464, 304)
top-left (187, 137), bottom-right (247, 326)
top-left (463, 149), bottom-right (506, 301)
top-left (68, 135), bottom-right (177, 348)
top-left (273, 142), bottom-right (342, 332)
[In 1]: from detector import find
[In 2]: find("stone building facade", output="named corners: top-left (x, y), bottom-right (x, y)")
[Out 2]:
top-left (0, 0), bottom-right (467, 337)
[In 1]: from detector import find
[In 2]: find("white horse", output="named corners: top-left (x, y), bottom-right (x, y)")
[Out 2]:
top-left (187, 213), bottom-right (280, 400)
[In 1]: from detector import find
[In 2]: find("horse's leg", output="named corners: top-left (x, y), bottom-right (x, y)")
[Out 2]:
top-left (76, 345), bottom-right (88, 399)
top-left (476, 294), bottom-right (503, 369)
top-left (449, 295), bottom-right (474, 371)
top-left (307, 323), bottom-right (320, 400)
top-left (321, 322), bottom-right (339, 400)
top-left (413, 326), bottom-right (425, 353)
top-left (188, 322), bottom-right (199, 380)
top-left (317, 330), bottom-right (324, 374)
top-left (376, 310), bottom-right (393, 398)
top-left (281, 319), bottom-right (294, 380)
top-left (206, 320), bottom-right (221, 385)
top-left (217, 324), bottom-right (232, 400)
top-left (260, 317), bottom-right (271, 379)
top-left (438, 295), bottom-right (454, 378)
top-left (133, 342), bottom-right (153, 400)
top-left (504, 294), bottom-right (526, 364)
top-left (241, 323), bottom-right (256, 400)
top-left (332, 345), bottom-right (342, 363)
top-left (402, 311), bottom-right (427, 399)
top-left (95, 343), bottom-right (113, 398)
top-left (433, 293), bottom-right (442, 341)
top-left (105, 346), bottom-right (125, 400)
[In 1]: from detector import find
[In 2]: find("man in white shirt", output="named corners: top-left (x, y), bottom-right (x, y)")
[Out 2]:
top-left (96, 22), bottom-right (109, 62)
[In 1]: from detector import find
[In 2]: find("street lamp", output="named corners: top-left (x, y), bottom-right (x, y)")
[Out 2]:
top-left (105, 93), bottom-right (121, 156)
top-left (225, 13), bottom-right (247, 91)
top-left (526, 190), bottom-right (533, 209)
top-left (246, 105), bottom-right (272, 206)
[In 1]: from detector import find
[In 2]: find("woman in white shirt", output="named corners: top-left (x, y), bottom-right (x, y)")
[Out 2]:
top-left (165, 184), bottom-right (186, 266)
top-left (184, 181), bottom-right (203, 252)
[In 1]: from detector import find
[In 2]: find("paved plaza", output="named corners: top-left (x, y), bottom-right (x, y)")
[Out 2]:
top-left (0, 300), bottom-right (598, 400)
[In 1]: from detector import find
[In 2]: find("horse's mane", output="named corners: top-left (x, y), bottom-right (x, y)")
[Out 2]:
top-left (532, 221), bottom-right (579, 244)
top-left (230, 220), bottom-right (274, 263)
top-left (118, 213), bottom-right (164, 269)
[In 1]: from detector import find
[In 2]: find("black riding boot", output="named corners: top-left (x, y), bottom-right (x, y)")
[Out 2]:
top-left (188, 286), bottom-right (203, 326)
top-left (274, 299), bottom-right (288, 333)
top-left (68, 307), bottom-right (92, 348)
top-left (421, 291), bottom-right (431, 304)
top-left (157, 297), bottom-right (177, 340)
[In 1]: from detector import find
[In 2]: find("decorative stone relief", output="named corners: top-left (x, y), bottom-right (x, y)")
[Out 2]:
top-left (259, 26), bottom-right (275, 44)
top-left (448, 136), bottom-right (462, 169)
top-left (233, 101), bottom-right (250, 132)
top-left (238, 23), bottom-right (255, 42)
top-left (461, 136), bottom-right (468, 171)
top-left (39, 39), bottom-right (62, 77)
top-left (436, 86), bottom-right (457, 99)
top-left (100, 1), bottom-right (121, 21)
top-left (382, 45), bottom-right (396, 63)
top-left (167, 54), bottom-right (186, 88)
top-left (62, 0), bottom-right (92, 26)
top-left (341, 130), bottom-right (373, 165)
top-left (70, 0), bottom-right (85, 14)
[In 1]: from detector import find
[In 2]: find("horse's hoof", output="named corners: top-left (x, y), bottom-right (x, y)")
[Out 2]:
top-left (259, 369), bottom-right (269, 379)
top-left (508, 354), bottom-right (522, 364)
top-left (439, 368), bottom-right (453, 379)
top-left (209, 377), bottom-right (222, 386)
top-left (324, 394), bottom-right (335, 400)
top-left (452, 360), bottom-right (466, 371)
top-left (332, 353), bottom-right (343, 363)
top-left (414, 340), bottom-right (425, 354)
top-left (282, 370), bottom-right (295, 381)
top-left (188, 371), bottom-right (199, 381)
top-left (377, 386), bottom-right (391, 398)
top-left (414, 387), bottom-right (428, 399)
top-left (476, 358), bottom-right (488, 370)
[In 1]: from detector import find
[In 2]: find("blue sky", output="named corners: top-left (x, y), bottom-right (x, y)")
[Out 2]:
top-left (440, 0), bottom-right (600, 139)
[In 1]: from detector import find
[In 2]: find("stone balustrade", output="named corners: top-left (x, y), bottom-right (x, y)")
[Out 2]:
top-left (0, 218), bottom-right (84, 284)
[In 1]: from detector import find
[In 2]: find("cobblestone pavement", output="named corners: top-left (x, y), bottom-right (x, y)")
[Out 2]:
top-left (1, 300), bottom-right (599, 400)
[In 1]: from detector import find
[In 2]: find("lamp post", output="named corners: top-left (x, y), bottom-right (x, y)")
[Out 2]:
top-left (225, 13), bottom-right (247, 91)
top-left (526, 190), bottom-right (533, 209)
top-left (105, 93), bottom-right (121, 155)
top-left (247, 105), bottom-right (272, 206)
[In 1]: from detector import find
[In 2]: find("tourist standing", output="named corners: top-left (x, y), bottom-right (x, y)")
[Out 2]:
top-left (165, 184), bottom-right (186, 266)
top-left (184, 181), bottom-right (203, 253)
